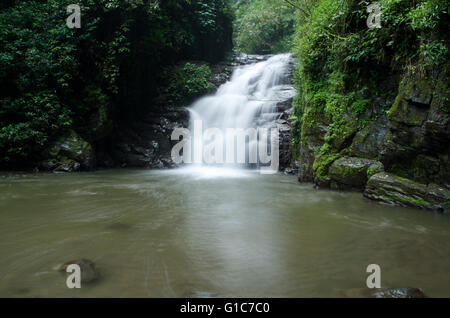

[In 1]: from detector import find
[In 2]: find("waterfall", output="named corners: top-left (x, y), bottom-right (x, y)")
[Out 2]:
top-left (182, 54), bottom-right (293, 175)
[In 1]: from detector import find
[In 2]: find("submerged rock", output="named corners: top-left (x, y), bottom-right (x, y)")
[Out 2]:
top-left (105, 222), bottom-right (132, 231)
top-left (55, 130), bottom-right (94, 169)
top-left (364, 172), bottom-right (450, 210)
top-left (59, 258), bottom-right (99, 283)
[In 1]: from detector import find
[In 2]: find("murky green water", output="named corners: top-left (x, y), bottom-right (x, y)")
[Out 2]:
top-left (1, 168), bottom-right (450, 297)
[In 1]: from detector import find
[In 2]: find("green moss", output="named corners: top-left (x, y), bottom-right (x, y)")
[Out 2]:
top-left (387, 195), bottom-right (432, 208)
top-left (166, 62), bottom-right (212, 105)
top-left (351, 99), bottom-right (370, 115)
top-left (387, 93), bottom-right (405, 121)
top-left (312, 144), bottom-right (340, 178)
top-left (367, 162), bottom-right (384, 179)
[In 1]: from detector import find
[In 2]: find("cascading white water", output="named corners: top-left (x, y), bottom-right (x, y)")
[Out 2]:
top-left (190, 53), bottom-right (292, 131)
top-left (184, 54), bottom-right (292, 176)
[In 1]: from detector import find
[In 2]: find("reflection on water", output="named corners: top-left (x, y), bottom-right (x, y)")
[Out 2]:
top-left (0, 168), bottom-right (450, 297)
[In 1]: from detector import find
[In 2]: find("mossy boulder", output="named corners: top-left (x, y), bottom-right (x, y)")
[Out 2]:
top-left (328, 157), bottom-right (381, 189)
top-left (55, 130), bottom-right (94, 169)
top-left (39, 130), bottom-right (94, 172)
top-left (364, 172), bottom-right (450, 211)
top-left (367, 161), bottom-right (384, 179)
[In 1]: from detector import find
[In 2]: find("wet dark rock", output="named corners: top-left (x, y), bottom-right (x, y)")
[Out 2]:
top-left (345, 114), bottom-right (388, 159)
top-left (40, 130), bottom-right (94, 172)
top-left (364, 172), bottom-right (450, 210)
top-left (59, 258), bottom-right (99, 283)
top-left (105, 222), bottom-right (132, 231)
top-left (341, 287), bottom-right (426, 298)
top-left (298, 125), bottom-right (329, 183)
top-left (314, 175), bottom-right (331, 189)
top-left (372, 287), bottom-right (426, 298)
top-left (54, 159), bottom-right (81, 173)
top-left (234, 53), bottom-right (271, 65)
top-left (40, 159), bottom-right (58, 171)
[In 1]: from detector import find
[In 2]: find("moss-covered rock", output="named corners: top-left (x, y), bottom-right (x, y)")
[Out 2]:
top-left (40, 130), bottom-right (94, 172)
top-left (346, 114), bottom-right (388, 159)
top-left (364, 172), bottom-right (450, 211)
top-left (367, 161), bottom-right (385, 179)
top-left (55, 130), bottom-right (94, 169)
top-left (328, 157), bottom-right (381, 189)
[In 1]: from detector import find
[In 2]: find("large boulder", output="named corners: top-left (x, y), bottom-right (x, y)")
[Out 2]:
top-left (40, 130), bottom-right (94, 172)
top-left (55, 130), bottom-right (94, 169)
top-left (328, 157), bottom-right (382, 189)
top-left (364, 172), bottom-right (450, 211)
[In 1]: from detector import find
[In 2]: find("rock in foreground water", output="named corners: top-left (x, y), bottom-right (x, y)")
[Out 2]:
top-left (371, 287), bottom-right (426, 298)
top-left (59, 258), bottom-right (99, 283)
top-left (341, 287), bottom-right (426, 298)
top-left (364, 172), bottom-right (450, 211)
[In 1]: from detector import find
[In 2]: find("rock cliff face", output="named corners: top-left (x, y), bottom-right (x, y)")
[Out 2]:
top-left (296, 65), bottom-right (450, 211)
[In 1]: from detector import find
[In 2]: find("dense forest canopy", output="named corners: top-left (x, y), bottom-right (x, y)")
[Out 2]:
top-left (232, 0), bottom-right (295, 53)
top-left (0, 0), bottom-right (232, 167)
top-left (0, 0), bottom-right (448, 178)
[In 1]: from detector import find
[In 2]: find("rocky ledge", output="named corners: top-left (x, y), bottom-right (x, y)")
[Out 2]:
top-left (296, 61), bottom-right (449, 212)
top-left (365, 172), bottom-right (450, 212)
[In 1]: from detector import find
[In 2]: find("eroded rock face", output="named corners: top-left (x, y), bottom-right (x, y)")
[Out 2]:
top-left (298, 124), bottom-right (329, 182)
top-left (296, 62), bottom-right (449, 210)
top-left (364, 172), bottom-right (450, 211)
top-left (380, 69), bottom-right (449, 188)
top-left (345, 114), bottom-right (388, 160)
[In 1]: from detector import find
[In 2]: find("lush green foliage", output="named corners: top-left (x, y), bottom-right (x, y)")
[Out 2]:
top-left (233, 0), bottom-right (295, 53)
top-left (0, 0), bottom-right (233, 167)
top-left (290, 0), bottom-right (449, 175)
top-left (166, 62), bottom-right (212, 104)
